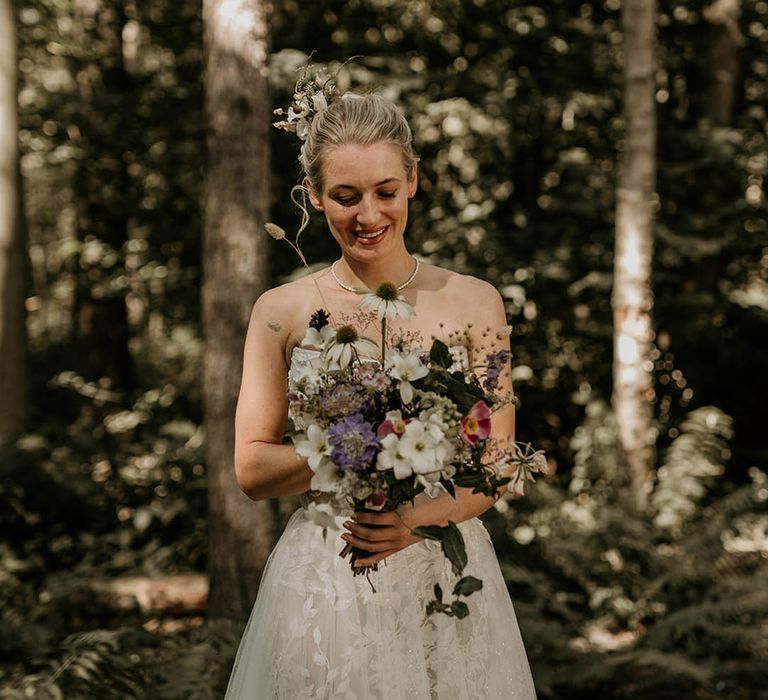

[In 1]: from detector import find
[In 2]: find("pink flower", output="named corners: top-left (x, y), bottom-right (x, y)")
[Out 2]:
top-left (459, 401), bottom-right (492, 445)
top-left (376, 411), bottom-right (409, 438)
top-left (364, 491), bottom-right (387, 511)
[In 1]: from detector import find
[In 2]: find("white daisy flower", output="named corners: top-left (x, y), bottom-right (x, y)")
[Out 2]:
top-left (359, 281), bottom-right (415, 321)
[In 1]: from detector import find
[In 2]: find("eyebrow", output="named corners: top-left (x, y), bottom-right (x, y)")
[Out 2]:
top-left (330, 178), bottom-right (401, 190)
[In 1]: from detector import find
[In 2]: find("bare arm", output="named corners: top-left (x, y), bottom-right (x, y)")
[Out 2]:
top-left (234, 289), bottom-right (313, 500)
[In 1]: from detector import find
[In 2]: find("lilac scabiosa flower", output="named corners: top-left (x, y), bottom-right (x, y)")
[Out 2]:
top-left (483, 349), bottom-right (511, 390)
top-left (327, 414), bottom-right (380, 472)
top-left (318, 382), bottom-right (368, 420)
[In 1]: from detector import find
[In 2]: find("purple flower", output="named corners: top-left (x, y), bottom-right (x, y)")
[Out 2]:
top-left (309, 308), bottom-right (330, 331)
top-left (318, 382), bottom-right (368, 419)
top-left (327, 414), bottom-right (380, 472)
top-left (483, 349), bottom-right (511, 390)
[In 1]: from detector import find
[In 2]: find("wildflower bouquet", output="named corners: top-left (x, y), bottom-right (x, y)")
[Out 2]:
top-left (287, 282), bottom-right (547, 618)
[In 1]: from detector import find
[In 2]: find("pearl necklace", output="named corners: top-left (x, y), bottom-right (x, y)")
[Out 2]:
top-left (331, 258), bottom-right (420, 292)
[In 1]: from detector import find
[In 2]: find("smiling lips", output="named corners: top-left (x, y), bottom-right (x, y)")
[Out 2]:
top-left (353, 225), bottom-right (388, 244)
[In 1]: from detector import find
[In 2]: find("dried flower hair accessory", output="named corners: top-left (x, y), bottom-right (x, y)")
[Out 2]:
top-left (273, 57), bottom-right (336, 141)
top-left (272, 54), bottom-right (360, 141)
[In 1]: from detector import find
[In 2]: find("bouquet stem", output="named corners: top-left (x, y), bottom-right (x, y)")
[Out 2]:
top-left (338, 541), bottom-right (379, 592)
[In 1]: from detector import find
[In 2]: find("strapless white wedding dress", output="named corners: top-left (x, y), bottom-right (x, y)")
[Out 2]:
top-left (224, 348), bottom-right (538, 700)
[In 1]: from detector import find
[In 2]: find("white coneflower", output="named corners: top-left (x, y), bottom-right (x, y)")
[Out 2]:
top-left (359, 282), bottom-right (415, 321)
top-left (324, 325), bottom-right (378, 369)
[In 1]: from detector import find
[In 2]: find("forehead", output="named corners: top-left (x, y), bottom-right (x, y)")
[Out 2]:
top-left (321, 142), bottom-right (407, 190)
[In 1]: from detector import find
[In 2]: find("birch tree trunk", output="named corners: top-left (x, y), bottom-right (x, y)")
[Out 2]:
top-left (202, 0), bottom-right (277, 621)
top-left (612, 0), bottom-right (658, 510)
top-left (702, 0), bottom-right (742, 126)
top-left (0, 0), bottom-right (29, 446)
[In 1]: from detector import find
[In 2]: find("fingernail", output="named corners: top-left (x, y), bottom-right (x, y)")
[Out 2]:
top-left (341, 533), bottom-right (349, 541)
top-left (343, 521), bottom-right (352, 528)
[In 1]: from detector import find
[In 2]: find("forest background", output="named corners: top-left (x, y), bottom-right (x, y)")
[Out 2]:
top-left (0, 0), bottom-right (767, 698)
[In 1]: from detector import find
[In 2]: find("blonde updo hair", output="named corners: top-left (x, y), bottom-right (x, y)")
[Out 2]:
top-left (299, 92), bottom-right (419, 194)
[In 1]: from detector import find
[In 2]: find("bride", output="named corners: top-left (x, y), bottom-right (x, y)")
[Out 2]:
top-left (224, 86), bottom-right (538, 699)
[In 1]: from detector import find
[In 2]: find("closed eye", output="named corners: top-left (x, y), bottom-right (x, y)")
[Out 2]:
top-left (378, 191), bottom-right (396, 199)
top-left (333, 195), bottom-right (358, 205)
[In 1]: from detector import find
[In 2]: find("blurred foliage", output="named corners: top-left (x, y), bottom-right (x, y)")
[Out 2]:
top-left (3, 0), bottom-right (767, 697)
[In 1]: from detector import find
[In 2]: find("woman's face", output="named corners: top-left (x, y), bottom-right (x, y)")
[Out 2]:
top-left (309, 142), bottom-right (417, 264)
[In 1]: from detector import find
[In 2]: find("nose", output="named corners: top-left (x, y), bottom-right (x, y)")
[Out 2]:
top-left (355, 195), bottom-right (378, 228)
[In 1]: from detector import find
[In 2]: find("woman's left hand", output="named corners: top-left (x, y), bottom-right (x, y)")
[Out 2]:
top-left (341, 501), bottom-right (425, 567)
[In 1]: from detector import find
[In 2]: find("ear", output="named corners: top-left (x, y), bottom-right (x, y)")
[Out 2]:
top-left (407, 163), bottom-right (418, 198)
top-left (307, 180), bottom-right (324, 211)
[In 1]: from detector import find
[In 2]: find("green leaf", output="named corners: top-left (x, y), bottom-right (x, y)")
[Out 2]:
top-left (426, 600), bottom-right (451, 616)
top-left (412, 525), bottom-right (444, 541)
top-left (440, 477), bottom-right (456, 498)
top-left (434, 583), bottom-right (443, 602)
top-left (451, 600), bottom-right (470, 619)
top-left (453, 472), bottom-right (485, 488)
top-left (429, 339), bottom-right (452, 368)
top-left (441, 521), bottom-right (468, 576)
top-left (453, 575), bottom-right (483, 597)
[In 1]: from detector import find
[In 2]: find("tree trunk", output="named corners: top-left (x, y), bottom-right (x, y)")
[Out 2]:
top-left (202, 0), bottom-right (276, 621)
top-left (0, 0), bottom-right (29, 446)
top-left (612, 0), bottom-right (658, 510)
top-left (70, 0), bottom-right (133, 391)
top-left (702, 0), bottom-right (742, 126)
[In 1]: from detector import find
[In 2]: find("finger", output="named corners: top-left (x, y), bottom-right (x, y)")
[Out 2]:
top-left (355, 548), bottom-right (400, 567)
top-left (340, 531), bottom-right (395, 552)
top-left (351, 511), bottom-right (395, 526)
top-left (343, 521), bottom-right (393, 542)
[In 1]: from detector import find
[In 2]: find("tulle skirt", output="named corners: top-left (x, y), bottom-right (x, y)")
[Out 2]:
top-left (224, 507), bottom-right (537, 699)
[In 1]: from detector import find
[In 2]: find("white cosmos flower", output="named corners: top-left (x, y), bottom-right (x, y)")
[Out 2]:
top-left (294, 424), bottom-right (331, 471)
top-left (386, 350), bottom-right (429, 403)
top-left (359, 287), bottom-right (415, 321)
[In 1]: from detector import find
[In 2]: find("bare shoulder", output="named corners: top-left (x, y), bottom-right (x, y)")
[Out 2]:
top-left (250, 268), bottom-right (333, 345)
top-left (423, 264), bottom-right (503, 310)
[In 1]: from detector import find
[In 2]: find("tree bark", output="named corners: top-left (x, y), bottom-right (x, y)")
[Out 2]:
top-left (70, 0), bottom-right (133, 391)
top-left (0, 0), bottom-right (29, 446)
top-left (612, 0), bottom-right (658, 510)
top-left (702, 0), bottom-right (742, 126)
top-left (202, 0), bottom-right (277, 621)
